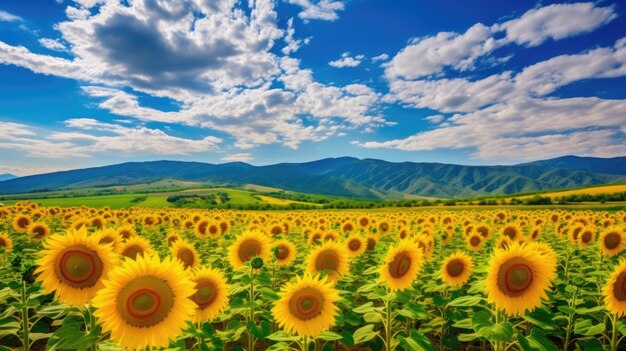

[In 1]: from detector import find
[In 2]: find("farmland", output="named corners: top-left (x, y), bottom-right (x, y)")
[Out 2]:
top-left (1, 202), bottom-right (626, 350)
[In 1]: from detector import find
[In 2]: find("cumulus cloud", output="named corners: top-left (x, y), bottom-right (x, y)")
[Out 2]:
top-left (0, 0), bottom-right (384, 154)
top-left (38, 38), bottom-right (67, 51)
top-left (329, 52), bottom-right (364, 68)
top-left (496, 3), bottom-right (617, 47)
top-left (287, 0), bottom-right (346, 22)
top-left (221, 153), bottom-right (253, 162)
top-left (384, 2), bottom-right (616, 80)
top-left (371, 53), bottom-right (389, 62)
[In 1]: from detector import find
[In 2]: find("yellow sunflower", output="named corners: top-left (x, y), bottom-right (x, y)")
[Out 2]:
top-left (365, 234), bottom-right (378, 251)
top-left (344, 234), bottom-right (366, 257)
top-left (92, 255), bottom-right (195, 351)
top-left (379, 239), bottom-right (424, 292)
top-left (273, 239), bottom-right (297, 267)
top-left (35, 227), bottom-right (119, 307)
top-left (119, 236), bottom-right (154, 260)
top-left (171, 239), bottom-right (200, 270)
top-left (501, 223), bottom-right (521, 241)
top-left (28, 222), bottom-right (50, 241)
top-left (272, 274), bottom-right (340, 338)
top-left (12, 214), bottom-right (31, 232)
top-left (306, 241), bottom-right (349, 283)
top-left (600, 227), bottom-right (626, 257)
top-left (485, 242), bottom-right (555, 316)
top-left (189, 266), bottom-right (230, 322)
top-left (0, 232), bottom-right (14, 255)
top-left (604, 259), bottom-right (626, 317)
top-left (441, 251), bottom-right (473, 287)
top-left (577, 227), bottom-right (595, 247)
top-left (116, 225), bottom-right (136, 241)
top-left (95, 228), bottom-right (123, 252)
top-left (228, 230), bottom-right (271, 269)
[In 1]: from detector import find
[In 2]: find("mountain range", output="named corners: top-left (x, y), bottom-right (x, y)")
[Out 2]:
top-left (0, 173), bottom-right (16, 182)
top-left (0, 156), bottom-right (625, 199)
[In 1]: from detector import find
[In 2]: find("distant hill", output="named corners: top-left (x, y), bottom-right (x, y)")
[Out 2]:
top-left (0, 156), bottom-right (625, 198)
top-left (0, 173), bottom-right (17, 181)
top-left (521, 155), bottom-right (626, 176)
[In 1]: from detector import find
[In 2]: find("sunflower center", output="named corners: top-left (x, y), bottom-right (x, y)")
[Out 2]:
top-left (192, 280), bottom-right (218, 309)
top-left (389, 252), bottom-right (412, 279)
top-left (100, 236), bottom-right (114, 245)
top-left (477, 226), bottom-right (489, 237)
top-left (55, 245), bottom-right (103, 288)
top-left (348, 239), bottom-right (361, 251)
top-left (581, 231), bottom-right (592, 244)
top-left (497, 258), bottom-right (533, 297)
top-left (288, 287), bottom-right (324, 321)
top-left (470, 236), bottom-right (481, 246)
top-left (209, 225), bottom-right (219, 235)
top-left (614, 271), bottom-right (626, 301)
top-left (604, 232), bottom-right (621, 250)
top-left (31, 226), bottom-right (47, 240)
top-left (177, 248), bottom-right (195, 268)
top-left (503, 227), bottom-right (517, 239)
top-left (122, 245), bottom-right (144, 260)
top-left (315, 249), bottom-right (339, 271)
top-left (0, 238), bottom-right (6, 247)
top-left (446, 259), bottom-right (465, 277)
top-left (198, 222), bottom-right (208, 235)
top-left (119, 230), bottom-right (132, 239)
top-left (276, 245), bottom-right (289, 260)
top-left (238, 239), bottom-right (262, 262)
top-left (17, 217), bottom-right (29, 229)
top-left (117, 276), bottom-right (174, 327)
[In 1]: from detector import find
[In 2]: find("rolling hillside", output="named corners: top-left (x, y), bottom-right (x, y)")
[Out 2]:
top-left (0, 156), bottom-right (624, 198)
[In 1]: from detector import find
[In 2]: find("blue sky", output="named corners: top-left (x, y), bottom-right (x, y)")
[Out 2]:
top-left (0, 0), bottom-right (625, 175)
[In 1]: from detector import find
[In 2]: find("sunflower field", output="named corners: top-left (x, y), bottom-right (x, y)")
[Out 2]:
top-left (1, 202), bottom-right (626, 351)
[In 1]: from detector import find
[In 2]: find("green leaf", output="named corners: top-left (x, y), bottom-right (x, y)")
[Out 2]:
top-left (447, 295), bottom-right (482, 307)
top-left (398, 330), bottom-right (434, 351)
top-left (266, 331), bottom-right (299, 342)
top-left (318, 331), bottom-right (343, 341)
top-left (363, 312), bottom-right (383, 323)
top-left (353, 324), bottom-right (379, 344)
top-left (246, 320), bottom-right (271, 339)
top-left (574, 319), bottom-right (605, 336)
top-left (524, 308), bottom-right (556, 331)
top-left (471, 311), bottom-right (513, 342)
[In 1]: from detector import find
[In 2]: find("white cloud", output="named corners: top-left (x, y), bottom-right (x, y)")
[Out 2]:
top-left (497, 3), bottom-right (617, 47)
top-left (329, 52), bottom-right (364, 68)
top-left (371, 53), bottom-right (389, 62)
top-left (282, 18), bottom-right (310, 55)
top-left (425, 115), bottom-right (444, 124)
top-left (38, 38), bottom-right (67, 51)
top-left (0, 10), bottom-right (22, 22)
top-left (384, 3), bottom-right (616, 80)
top-left (221, 153), bottom-right (253, 162)
top-left (0, 119), bottom-right (222, 159)
top-left (287, 0), bottom-right (345, 22)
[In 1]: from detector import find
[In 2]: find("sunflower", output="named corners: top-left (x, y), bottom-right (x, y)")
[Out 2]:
top-left (95, 228), bottom-right (123, 252)
top-left (116, 225), bottom-right (136, 241)
top-left (92, 255), bottom-right (195, 351)
top-left (119, 236), bottom-right (154, 260)
top-left (441, 251), bottom-right (473, 287)
top-left (12, 214), bottom-right (31, 232)
top-left (344, 234), bottom-right (366, 257)
top-left (577, 227), bottom-right (595, 247)
top-left (306, 241), bottom-right (349, 283)
top-left (0, 232), bottom-right (14, 254)
top-left (189, 266), bottom-right (230, 322)
top-left (228, 230), bottom-right (271, 269)
top-left (273, 239), bottom-right (297, 267)
top-left (166, 232), bottom-right (180, 246)
top-left (366, 234), bottom-right (378, 251)
top-left (603, 259), bottom-right (626, 317)
top-left (272, 274), bottom-right (340, 338)
top-left (501, 223), bottom-right (521, 241)
top-left (171, 239), bottom-right (200, 270)
top-left (379, 239), bottom-right (424, 292)
top-left (28, 222), bottom-right (50, 241)
top-left (35, 227), bottom-right (118, 307)
top-left (467, 233), bottom-right (482, 251)
top-left (600, 228), bottom-right (625, 257)
top-left (485, 242), bottom-right (555, 316)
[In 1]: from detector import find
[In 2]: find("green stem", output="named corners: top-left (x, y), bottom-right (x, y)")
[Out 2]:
top-left (611, 313), bottom-right (620, 351)
top-left (302, 335), bottom-right (309, 351)
top-left (21, 280), bottom-right (30, 351)
top-left (385, 297), bottom-right (392, 351)
top-left (248, 265), bottom-right (256, 351)
top-left (197, 321), bottom-right (203, 350)
top-left (564, 288), bottom-right (578, 351)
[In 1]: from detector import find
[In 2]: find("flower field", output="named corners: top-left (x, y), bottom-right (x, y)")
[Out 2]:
top-left (1, 202), bottom-right (626, 351)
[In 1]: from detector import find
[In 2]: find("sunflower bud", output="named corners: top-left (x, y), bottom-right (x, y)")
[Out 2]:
top-left (251, 257), bottom-right (264, 269)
